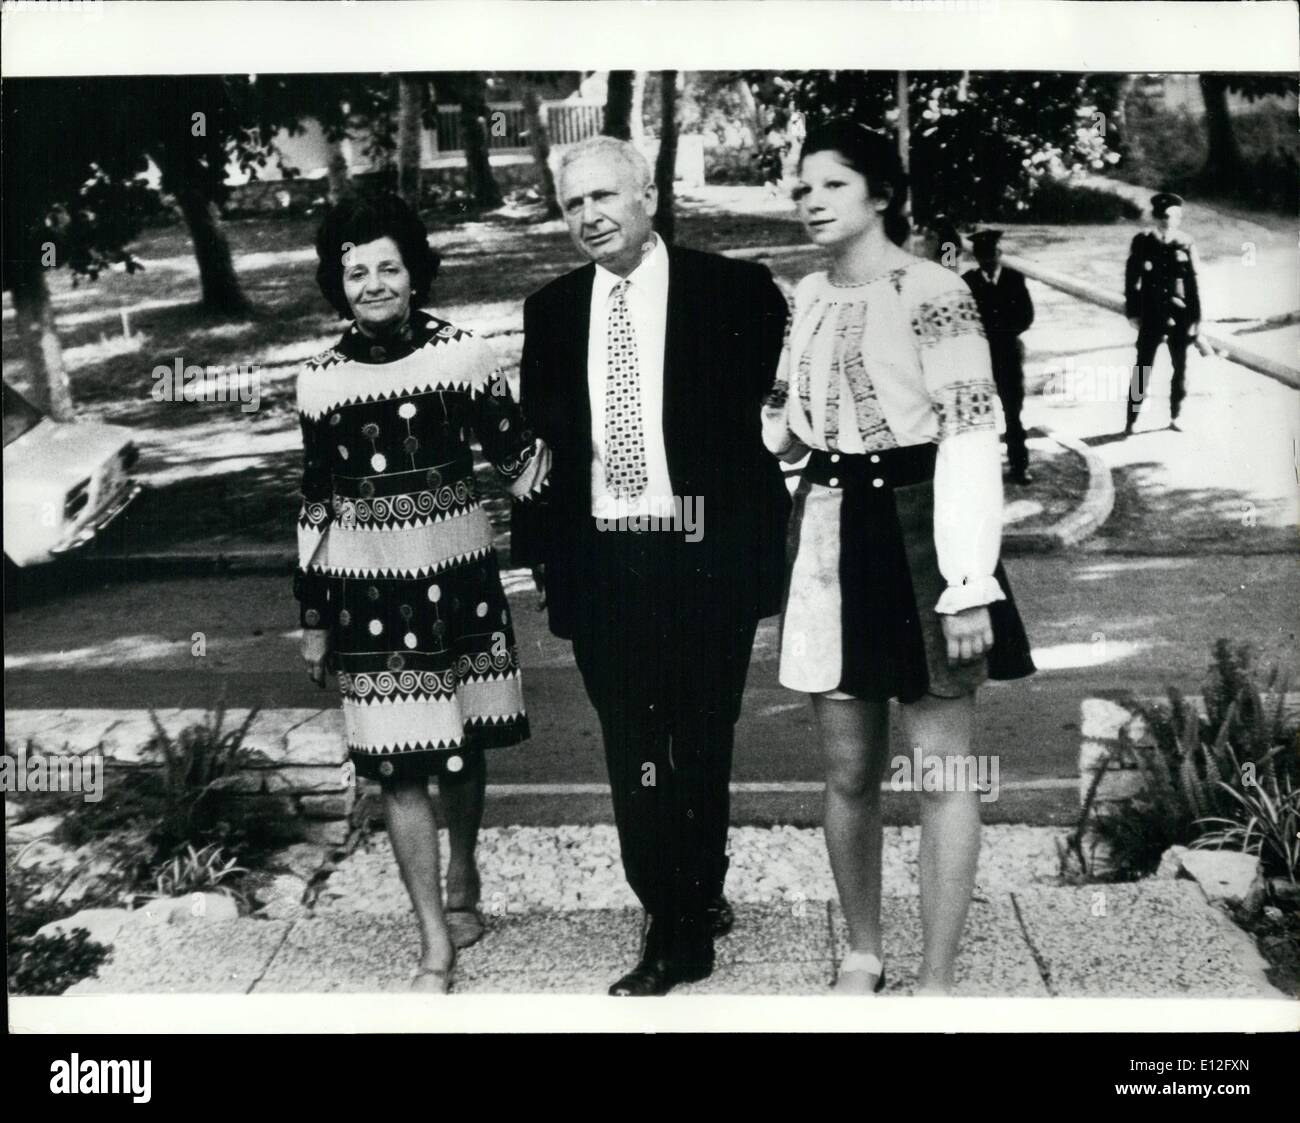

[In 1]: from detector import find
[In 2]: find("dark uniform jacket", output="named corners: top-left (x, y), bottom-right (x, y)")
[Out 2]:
top-left (1124, 231), bottom-right (1201, 327)
top-left (511, 245), bottom-right (791, 641)
top-left (962, 265), bottom-right (1034, 340)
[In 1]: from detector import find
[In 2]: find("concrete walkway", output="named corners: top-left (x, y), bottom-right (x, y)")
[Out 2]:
top-left (59, 826), bottom-right (1285, 1000)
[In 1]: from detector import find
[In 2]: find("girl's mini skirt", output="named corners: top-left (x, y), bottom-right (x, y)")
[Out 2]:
top-left (778, 443), bottom-right (1035, 702)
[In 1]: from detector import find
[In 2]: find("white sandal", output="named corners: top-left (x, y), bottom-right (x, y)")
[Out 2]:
top-left (835, 950), bottom-right (886, 994)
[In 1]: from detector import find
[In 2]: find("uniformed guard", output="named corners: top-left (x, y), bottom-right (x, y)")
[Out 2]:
top-left (1124, 192), bottom-right (1202, 434)
top-left (963, 229), bottom-right (1035, 484)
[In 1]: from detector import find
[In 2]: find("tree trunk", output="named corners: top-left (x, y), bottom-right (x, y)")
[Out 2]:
top-left (732, 74), bottom-right (761, 147)
top-left (460, 78), bottom-right (503, 209)
top-left (397, 77), bottom-right (425, 208)
top-left (521, 85), bottom-right (560, 218)
top-left (1108, 73), bottom-right (1135, 160)
top-left (172, 183), bottom-right (251, 317)
top-left (1199, 73), bottom-right (1243, 189)
top-left (896, 70), bottom-right (911, 173)
top-left (630, 71), bottom-right (647, 142)
top-left (325, 136), bottom-right (352, 205)
top-left (154, 141), bottom-right (251, 317)
top-left (12, 257), bottom-right (74, 420)
top-left (604, 71), bottom-right (634, 139)
top-left (653, 71), bottom-right (680, 244)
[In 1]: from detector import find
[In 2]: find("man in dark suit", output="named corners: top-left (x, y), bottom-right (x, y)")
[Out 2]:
top-left (963, 229), bottom-right (1035, 484)
top-left (512, 135), bottom-right (789, 995)
top-left (1124, 191), bottom-right (1202, 435)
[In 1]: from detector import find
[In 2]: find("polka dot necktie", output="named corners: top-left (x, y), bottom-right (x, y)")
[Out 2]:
top-left (603, 278), bottom-right (648, 500)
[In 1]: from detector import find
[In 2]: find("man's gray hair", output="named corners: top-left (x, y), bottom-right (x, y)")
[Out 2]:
top-left (557, 135), bottom-right (653, 195)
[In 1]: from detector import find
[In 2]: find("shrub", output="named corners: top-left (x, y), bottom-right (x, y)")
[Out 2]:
top-left (705, 146), bottom-right (771, 186)
top-left (26, 702), bottom-right (269, 860)
top-left (151, 843), bottom-right (248, 905)
top-left (141, 701), bottom-right (267, 856)
top-left (5, 847), bottom-right (113, 995)
top-left (5, 704), bottom-right (272, 993)
top-left (8, 931), bottom-right (110, 996)
top-left (1196, 761), bottom-right (1300, 884)
top-left (995, 176), bottom-right (1142, 224)
top-left (1067, 640), bottom-right (1298, 881)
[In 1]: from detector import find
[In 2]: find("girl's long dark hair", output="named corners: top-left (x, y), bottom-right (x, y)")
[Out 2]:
top-left (798, 119), bottom-right (911, 247)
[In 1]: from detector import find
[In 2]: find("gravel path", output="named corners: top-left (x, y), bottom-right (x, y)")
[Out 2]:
top-left (314, 824), bottom-right (1065, 916)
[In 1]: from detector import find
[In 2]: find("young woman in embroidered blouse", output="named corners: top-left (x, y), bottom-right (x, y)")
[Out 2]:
top-left (296, 194), bottom-right (549, 991)
top-left (762, 121), bottom-right (1034, 996)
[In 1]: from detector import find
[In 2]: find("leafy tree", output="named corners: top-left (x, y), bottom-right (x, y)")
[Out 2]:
top-left (95, 75), bottom-right (276, 317)
top-left (1, 78), bottom-right (158, 417)
top-left (253, 74), bottom-right (403, 204)
top-left (747, 71), bottom-right (1118, 223)
top-left (1198, 73), bottom-right (1295, 190)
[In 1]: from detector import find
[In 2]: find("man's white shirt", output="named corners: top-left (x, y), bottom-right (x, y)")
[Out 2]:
top-left (586, 233), bottom-right (677, 519)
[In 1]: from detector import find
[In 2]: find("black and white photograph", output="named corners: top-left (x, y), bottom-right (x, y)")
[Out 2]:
top-left (2, 0), bottom-right (1298, 1060)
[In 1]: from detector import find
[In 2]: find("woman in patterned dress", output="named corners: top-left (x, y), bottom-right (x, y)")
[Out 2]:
top-left (296, 194), bottom-right (549, 991)
top-left (762, 122), bottom-right (1034, 996)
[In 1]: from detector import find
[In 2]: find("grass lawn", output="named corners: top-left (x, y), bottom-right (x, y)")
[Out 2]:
top-left (10, 180), bottom-right (1264, 556)
top-left (0, 189), bottom-right (806, 556)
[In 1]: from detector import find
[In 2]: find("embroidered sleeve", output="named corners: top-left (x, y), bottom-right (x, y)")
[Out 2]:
top-left (911, 280), bottom-right (1006, 615)
top-left (295, 365), bottom-right (334, 629)
top-left (468, 335), bottom-right (551, 501)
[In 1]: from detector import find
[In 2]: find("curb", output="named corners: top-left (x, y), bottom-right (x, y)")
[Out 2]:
top-left (1002, 426), bottom-right (1114, 554)
top-left (61, 549), bottom-right (297, 579)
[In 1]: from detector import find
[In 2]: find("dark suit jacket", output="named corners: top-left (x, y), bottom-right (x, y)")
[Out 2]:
top-left (512, 244), bottom-right (790, 641)
top-left (962, 265), bottom-right (1034, 338)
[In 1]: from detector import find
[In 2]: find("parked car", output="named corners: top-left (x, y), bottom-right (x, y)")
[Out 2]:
top-left (3, 381), bottom-right (142, 568)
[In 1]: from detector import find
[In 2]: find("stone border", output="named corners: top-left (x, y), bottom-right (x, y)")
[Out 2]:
top-left (1075, 693), bottom-right (1300, 874)
top-left (1079, 693), bottom-right (1300, 804)
top-left (1003, 426), bottom-right (1114, 553)
top-left (4, 707), bottom-right (354, 846)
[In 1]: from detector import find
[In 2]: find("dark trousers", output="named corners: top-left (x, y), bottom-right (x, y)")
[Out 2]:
top-left (1128, 318), bottom-right (1190, 429)
top-left (989, 337), bottom-right (1028, 475)
top-left (568, 523), bottom-right (758, 957)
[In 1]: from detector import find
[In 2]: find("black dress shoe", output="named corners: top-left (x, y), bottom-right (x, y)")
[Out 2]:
top-left (608, 953), bottom-right (713, 997)
top-left (707, 896), bottom-right (735, 937)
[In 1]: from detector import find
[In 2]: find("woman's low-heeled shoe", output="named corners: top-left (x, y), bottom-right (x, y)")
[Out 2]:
top-left (446, 907), bottom-right (486, 950)
top-left (834, 950), bottom-right (885, 994)
top-left (409, 951), bottom-right (456, 993)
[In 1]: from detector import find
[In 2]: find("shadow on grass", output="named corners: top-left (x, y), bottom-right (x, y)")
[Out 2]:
top-left (102, 439), bottom-right (518, 557)
top-left (674, 208), bottom-right (805, 252)
top-left (1094, 462), bottom-right (1296, 553)
top-left (110, 450), bottom-right (304, 552)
